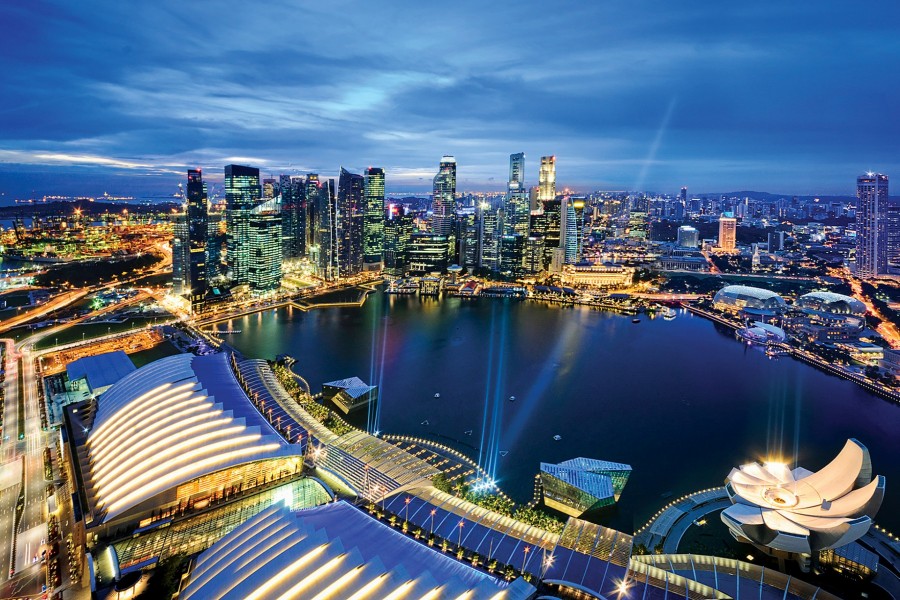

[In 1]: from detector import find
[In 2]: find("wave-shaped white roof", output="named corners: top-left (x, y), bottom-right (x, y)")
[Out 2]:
top-left (716, 285), bottom-right (784, 302)
top-left (182, 502), bottom-right (535, 600)
top-left (721, 439), bottom-right (885, 554)
top-left (797, 291), bottom-right (866, 315)
top-left (87, 353), bottom-right (296, 523)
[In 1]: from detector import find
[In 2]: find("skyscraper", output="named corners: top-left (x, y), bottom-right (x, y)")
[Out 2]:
top-left (856, 172), bottom-right (889, 279)
top-left (185, 169), bottom-right (208, 310)
top-left (538, 156), bottom-right (556, 202)
top-left (248, 201), bottom-right (282, 294)
top-left (718, 215), bottom-right (737, 251)
top-left (225, 164), bottom-right (261, 284)
top-left (504, 153), bottom-right (529, 237)
top-left (677, 225), bottom-right (699, 248)
top-left (364, 167), bottom-right (385, 269)
top-left (383, 204), bottom-right (413, 277)
top-left (432, 156), bottom-right (457, 237)
top-left (280, 174), bottom-right (305, 260)
top-left (479, 203), bottom-right (501, 272)
top-left (559, 197), bottom-right (579, 264)
top-left (315, 178), bottom-right (338, 281)
top-left (305, 174), bottom-right (321, 256)
top-left (338, 168), bottom-right (365, 277)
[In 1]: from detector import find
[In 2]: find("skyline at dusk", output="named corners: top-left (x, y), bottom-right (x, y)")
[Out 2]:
top-left (1, 0), bottom-right (899, 199)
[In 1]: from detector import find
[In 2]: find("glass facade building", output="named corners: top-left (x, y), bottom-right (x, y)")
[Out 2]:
top-left (432, 156), bottom-right (457, 237)
top-left (338, 168), bottom-right (365, 277)
top-left (856, 172), bottom-right (889, 279)
top-left (364, 167), bottom-right (385, 268)
top-left (504, 152), bottom-right (529, 237)
top-left (185, 169), bottom-right (208, 310)
top-left (248, 205), bottom-right (283, 294)
top-left (225, 164), bottom-right (261, 284)
top-left (383, 205), bottom-right (412, 276)
top-left (407, 233), bottom-right (450, 275)
top-left (538, 155), bottom-right (556, 202)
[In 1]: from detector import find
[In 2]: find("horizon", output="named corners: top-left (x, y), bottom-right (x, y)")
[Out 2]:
top-left (1, 1), bottom-right (899, 198)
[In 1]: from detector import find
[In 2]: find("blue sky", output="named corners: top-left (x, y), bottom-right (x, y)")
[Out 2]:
top-left (0, 0), bottom-right (898, 199)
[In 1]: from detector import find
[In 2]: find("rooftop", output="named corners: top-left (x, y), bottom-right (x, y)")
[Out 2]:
top-left (66, 350), bottom-right (135, 394)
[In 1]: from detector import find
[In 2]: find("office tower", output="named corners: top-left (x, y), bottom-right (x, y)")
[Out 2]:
top-left (856, 172), bottom-right (889, 278)
top-left (538, 156), bottom-right (556, 202)
top-left (677, 225), bottom-right (699, 248)
top-left (529, 186), bottom-right (541, 212)
top-left (500, 234), bottom-right (526, 279)
top-left (280, 174), bottom-right (304, 260)
top-left (680, 186), bottom-right (687, 204)
top-left (504, 153), bottom-right (529, 237)
top-left (185, 169), bottom-right (207, 310)
top-left (524, 236), bottom-right (545, 274)
top-left (767, 230), bottom-right (785, 252)
top-left (560, 197), bottom-right (580, 264)
top-left (305, 174), bottom-right (321, 255)
top-left (172, 213), bottom-right (188, 296)
top-left (383, 204), bottom-right (413, 276)
top-left (247, 202), bottom-right (282, 294)
top-left (886, 203), bottom-right (900, 270)
top-left (432, 156), bottom-right (457, 237)
top-left (364, 167), bottom-right (385, 269)
top-left (225, 164), bottom-right (261, 284)
top-left (206, 210), bottom-right (224, 282)
top-left (338, 168), bottom-right (365, 277)
top-left (407, 233), bottom-right (450, 275)
top-left (718, 215), bottom-right (737, 251)
top-left (531, 199), bottom-right (561, 269)
top-left (479, 203), bottom-right (501, 272)
top-left (262, 178), bottom-right (278, 199)
top-left (458, 210), bottom-right (480, 271)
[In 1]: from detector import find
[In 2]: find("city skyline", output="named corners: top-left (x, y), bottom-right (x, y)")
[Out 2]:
top-left (1, 1), bottom-right (899, 199)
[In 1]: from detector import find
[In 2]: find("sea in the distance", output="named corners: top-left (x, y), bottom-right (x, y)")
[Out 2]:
top-left (223, 291), bottom-right (900, 533)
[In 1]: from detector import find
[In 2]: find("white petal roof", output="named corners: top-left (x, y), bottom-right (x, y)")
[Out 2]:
top-left (86, 353), bottom-right (298, 523)
top-left (721, 439), bottom-right (885, 554)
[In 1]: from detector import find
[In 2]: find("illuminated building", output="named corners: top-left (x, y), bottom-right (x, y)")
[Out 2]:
top-left (717, 215), bottom-right (737, 251)
top-left (280, 174), bottom-right (305, 259)
top-left (713, 285), bottom-right (785, 317)
top-left (383, 204), bottom-right (412, 276)
top-left (524, 235), bottom-right (545, 274)
top-left (504, 152), bottom-right (529, 237)
top-left (181, 502), bottom-right (536, 600)
top-left (559, 264), bottom-right (634, 289)
top-left (676, 225), bottom-right (699, 248)
top-left (313, 178), bottom-right (338, 281)
top-left (304, 174), bottom-right (321, 257)
top-left (432, 156), bottom-right (457, 237)
top-left (337, 168), bottom-right (364, 277)
top-left (540, 457), bottom-right (632, 517)
top-left (789, 291), bottom-right (866, 342)
top-left (407, 233), bottom-right (450, 275)
top-left (560, 197), bottom-right (584, 264)
top-left (206, 209), bottom-right (224, 281)
top-left (856, 172), bottom-right (888, 278)
top-left (62, 353), bottom-right (309, 537)
top-left (499, 234), bottom-right (526, 279)
top-left (248, 200), bottom-right (283, 293)
top-left (458, 208), bottom-right (480, 271)
top-left (722, 439), bottom-right (884, 568)
top-left (322, 377), bottom-right (377, 414)
top-left (225, 164), bottom-right (261, 284)
top-left (364, 167), bottom-right (385, 269)
top-left (531, 198), bottom-right (561, 269)
top-left (478, 203), bottom-right (501, 272)
top-left (172, 212), bottom-right (188, 295)
top-left (538, 155), bottom-right (556, 202)
top-left (185, 169), bottom-right (207, 310)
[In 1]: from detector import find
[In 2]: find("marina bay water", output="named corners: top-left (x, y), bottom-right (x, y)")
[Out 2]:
top-left (224, 291), bottom-right (900, 533)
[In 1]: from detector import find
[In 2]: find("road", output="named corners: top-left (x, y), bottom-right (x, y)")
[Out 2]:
top-left (0, 290), bottom-right (89, 335)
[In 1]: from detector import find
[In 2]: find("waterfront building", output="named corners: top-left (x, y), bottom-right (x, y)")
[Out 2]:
top-left (788, 291), bottom-right (866, 342)
top-left (248, 200), bottom-right (283, 294)
top-left (538, 155), bottom-right (556, 202)
top-left (722, 439), bottom-right (884, 569)
top-left (363, 167), bottom-right (385, 269)
top-left (225, 164), bottom-right (261, 284)
top-left (531, 198), bottom-right (561, 269)
top-left (676, 225), bottom-right (699, 248)
top-left (559, 264), bottom-right (634, 289)
top-left (499, 234), bottom-right (526, 279)
top-left (185, 169), bottom-right (207, 311)
top-left (856, 172), bottom-right (889, 278)
top-left (171, 210), bottom-right (188, 296)
top-left (524, 235), bottom-right (545, 275)
top-left (407, 232), bottom-right (450, 275)
top-left (479, 202), bottom-right (501, 272)
top-left (304, 174), bottom-right (321, 256)
top-left (310, 178), bottom-right (338, 281)
top-left (181, 502), bottom-right (536, 600)
top-left (560, 197), bottom-right (584, 264)
top-left (717, 215), bottom-right (737, 251)
top-left (337, 168), bottom-right (365, 277)
top-left (322, 376), bottom-right (378, 414)
top-left (459, 208), bottom-right (480, 271)
top-left (432, 156), bottom-right (457, 237)
top-left (540, 457), bottom-right (632, 518)
top-left (383, 204), bottom-right (412, 277)
top-left (504, 152), bottom-right (529, 237)
top-left (712, 285), bottom-right (785, 317)
top-left (61, 353), bottom-right (310, 537)
top-left (206, 209), bottom-right (225, 281)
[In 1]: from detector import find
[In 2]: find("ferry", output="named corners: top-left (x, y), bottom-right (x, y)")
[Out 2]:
top-left (434, 393), bottom-right (441, 398)
top-left (632, 318), bottom-right (641, 324)
top-left (663, 308), bottom-right (677, 320)
top-left (553, 434), bottom-right (562, 441)
top-left (509, 396), bottom-right (516, 402)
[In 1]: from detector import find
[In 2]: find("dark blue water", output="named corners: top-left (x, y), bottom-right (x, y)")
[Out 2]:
top-left (224, 292), bottom-right (900, 533)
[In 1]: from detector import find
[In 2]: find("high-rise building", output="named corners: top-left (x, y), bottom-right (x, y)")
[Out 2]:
top-left (504, 153), bottom-right (529, 237)
top-left (247, 201), bottom-right (282, 294)
top-left (305, 174), bottom-right (321, 255)
top-left (856, 172), bottom-right (889, 279)
top-left (313, 179), bottom-right (338, 281)
top-left (680, 186), bottom-right (687, 204)
top-left (383, 204), bottom-right (413, 277)
top-left (499, 234), bottom-right (526, 279)
top-left (886, 203), bottom-right (900, 271)
top-left (479, 203), bottom-right (501, 272)
top-left (432, 156), bottom-right (457, 237)
top-left (458, 209), bottom-right (480, 272)
top-left (206, 209), bottom-right (224, 282)
top-left (280, 174), bottom-right (305, 260)
top-left (531, 199), bottom-right (561, 269)
top-left (718, 215), bottom-right (737, 251)
top-left (262, 178), bottom-right (278, 199)
top-left (538, 156), bottom-right (556, 202)
top-left (337, 168), bottom-right (365, 277)
top-left (407, 233), bottom-right (450, 275)
top-left (560, 197), bottom-right (581, 264)
top-left (677, 225), bottom-right (699, 248)
top-left (524, 236), bottom-right (545, 274)
top-left (364, 167), bottom-right (385, 269)
top-left (225, 164), bottom-right (261, 284)
top-left (172, 213), bottom-right (188, 296)
top-left (185, 169), bottom-right (208, 310)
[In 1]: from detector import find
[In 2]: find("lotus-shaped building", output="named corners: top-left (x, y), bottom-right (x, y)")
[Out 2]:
top-left (721, 439), bottom-right (885, 556)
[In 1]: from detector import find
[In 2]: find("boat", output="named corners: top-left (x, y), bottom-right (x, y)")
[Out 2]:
top-left (632, 318), bottom-right (641, 324)
top-left (509, 395), bottom-right (516, 402)
top-left (464, 429), bottom-right (472, 436)
top-left (553, 434), bottom-right (562, 441)
top-left (434, 393), bottom-right (441, 398)
top-left (421, 419), bottom-right (429, 426)
top-left (499, 451), bottom-right (509, 457)
top-left (663, 308), bottom-right (676, 320)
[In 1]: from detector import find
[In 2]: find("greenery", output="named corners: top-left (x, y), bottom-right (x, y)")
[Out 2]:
top-left (136, 553), bottom-right (189, 599)
top-left (271, 363), bottom-right (354, 436)
top-left (463, 491), bottom-right (565, 535)
top-left (34, 253), bottom-right (163, 288)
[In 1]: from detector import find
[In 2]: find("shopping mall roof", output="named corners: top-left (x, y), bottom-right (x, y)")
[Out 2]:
top-left (66, 350), bottom-right (135, 395)
top-left (80, 352), bottom-right (298, 524)
top-left (181, 501), bottom-right (535, 600)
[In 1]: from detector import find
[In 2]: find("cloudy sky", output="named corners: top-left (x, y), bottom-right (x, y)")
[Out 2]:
top-left (1, 0), bottom-right (898, 199)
